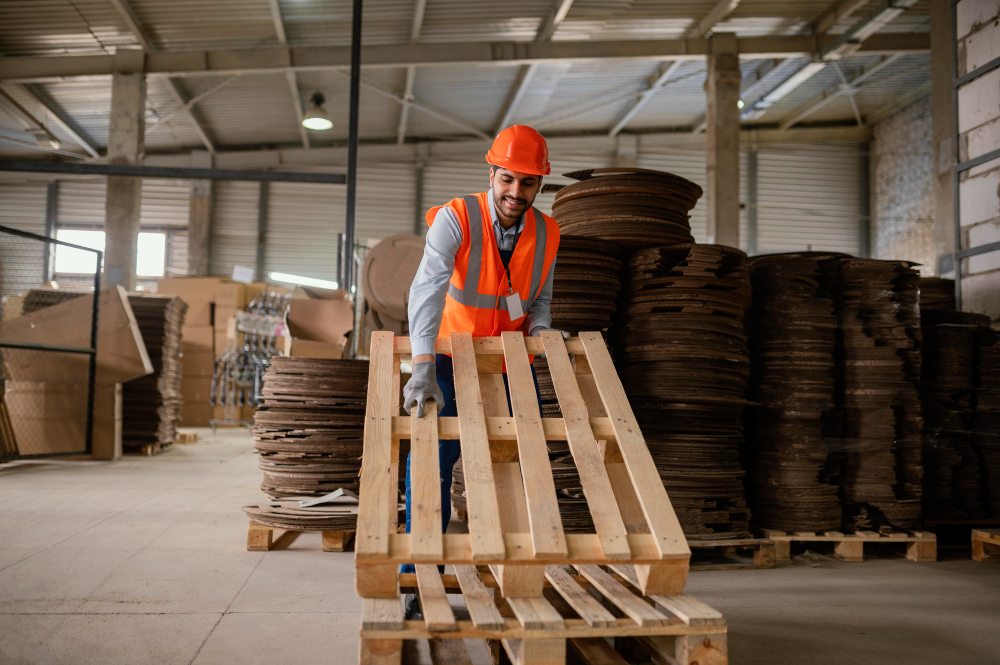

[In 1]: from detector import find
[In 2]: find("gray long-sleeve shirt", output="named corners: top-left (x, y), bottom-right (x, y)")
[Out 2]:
top-left (407, 188), bottom-right (556, 357)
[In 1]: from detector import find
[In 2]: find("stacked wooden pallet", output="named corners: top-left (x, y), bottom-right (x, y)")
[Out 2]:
top-left (356, 332), bottom-right (727, 665)
top-left (121, 295), bottom-right (187, 454)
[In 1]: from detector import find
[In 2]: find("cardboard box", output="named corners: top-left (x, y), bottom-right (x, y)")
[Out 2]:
top-left (182, 325), bottom-right (215, 353)
top-left (286, 295), bottom-right (354, 347)
top-left (181, 377), bottom-right (215, 405)
top-left (181, 352), bottom-right (216, 377)
top-left (182, 403), bottom-right (214, 427)
top-left (214, 306), bottom-right (239, 331)
top-left (184, 300), bottom-right (214, 326)
top-left (216, 282), bottom-right (246, 308)
top-left (215, 330), bottom-right (231, 353)
top-left (157, 277), bottom-right (227, 302)
top-left (246, 281), bottom-right (292, 305)
top-left (284, 337), bottom-right (343, 359)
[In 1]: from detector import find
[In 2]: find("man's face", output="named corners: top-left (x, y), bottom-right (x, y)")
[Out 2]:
top-left (489, 167), bottom-right (542, 221)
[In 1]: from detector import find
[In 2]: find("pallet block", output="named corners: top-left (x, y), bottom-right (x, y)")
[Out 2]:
top-left (972, 529), bottom-right (1000, 562)
top-left (356, 333), bottom-right (704, 664)
top-left (247, 521), bottom-right (356, 552)
top-left (688, 537), bottom-right (776, 570)
top-left (761, 529), bottom-right (937, 562)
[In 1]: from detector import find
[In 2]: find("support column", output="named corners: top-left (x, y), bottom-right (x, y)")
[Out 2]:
top-left (187, 150), bottom-right (213, 276)
top-left (103, 49), bottom-right (146, 290)
top-left (930, 0), bottom-right (956, 275)
top-left (705, 33), bottom-right (741, 247)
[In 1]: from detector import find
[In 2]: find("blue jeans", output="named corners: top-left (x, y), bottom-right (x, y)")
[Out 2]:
top-left (401, 353), bottom-right (542, 574)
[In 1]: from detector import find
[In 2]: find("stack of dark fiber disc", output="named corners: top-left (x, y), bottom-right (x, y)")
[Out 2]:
top-left (920, 309), bottom-right (989, 520)
top-left (974, 326), bottom-right (1000, 517)
top-left (242, 501), bottom-right (359, 531)
top-left (919, 277), bottom-right (956, 311)
top-left (253, 357), bottom-right (369, 498)
top-left (611, 243), bottom-right (752, 539)
top-left (122, 295), bottom-right (187, 451)
top-left (745, 253), bottom-right (842, 532)
top-left (551, 168), bottom-right (699, 249)
top-left (836, 259), bottom-right (923, 532)
top-left (549, 236), bottom-right (623, 334)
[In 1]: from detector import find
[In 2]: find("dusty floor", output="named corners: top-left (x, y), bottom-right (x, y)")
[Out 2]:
top-left (1, 428), bottom-right (998, 665)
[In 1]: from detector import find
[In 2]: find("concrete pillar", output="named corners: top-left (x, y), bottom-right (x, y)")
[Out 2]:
top-left (187, 150), bottom-right (213, 276)
top-left (705, 33), bottom-right (741, 247)
top-left (930, 0), bottom-right (956, 275)
top-left (103, 49), bottom-right (146, 290)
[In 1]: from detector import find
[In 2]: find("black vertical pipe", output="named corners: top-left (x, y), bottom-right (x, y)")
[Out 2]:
top-left (256, 181), bottom-right (269, 282)
top-left (342, 0), bottom-right (363, 292)
top-left (42, 181), bottom-right (58, 282)
top-left (85, 250), bottom-right (102, 456)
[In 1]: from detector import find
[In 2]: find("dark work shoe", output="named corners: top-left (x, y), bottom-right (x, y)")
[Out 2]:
top-left (403, 593), bottom-right (422, 620)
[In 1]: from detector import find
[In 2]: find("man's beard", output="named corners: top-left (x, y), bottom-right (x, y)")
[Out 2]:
top-left (494, 191), bottom-right (530, 218)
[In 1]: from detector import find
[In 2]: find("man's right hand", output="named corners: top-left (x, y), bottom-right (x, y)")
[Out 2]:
top-left (403, 361), bottom-right (445, 418)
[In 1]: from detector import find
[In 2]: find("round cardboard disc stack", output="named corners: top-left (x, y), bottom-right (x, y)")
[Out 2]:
top-left (920, 309), bottom-right (989, 520)
top-left (919, 277), bottom-right (956, 311)
top-left (745, 253), bottom-right (843, 532)
top-left (253, 357), bottom-right (369, 498)
top-left (362, 233), bottom-right (425, 322)
top-left (243, 501), bottom-right (360, 531)
top-left (550, 236), bottom-right (623, 334)
top-left (551, 168), bottom-right (700, 249)
top-left (836, 259), bottom-right (923, 532)
top-left (611, 243), bottom-right (752, 540)
top-left (974, 326), bottom-right (1000, 517)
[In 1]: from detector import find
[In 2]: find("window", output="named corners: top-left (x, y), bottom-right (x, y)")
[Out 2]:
top-left (55, 229), bottom-right (168, 277)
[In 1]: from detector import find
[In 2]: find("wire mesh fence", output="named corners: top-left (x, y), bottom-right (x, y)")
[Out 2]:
top-left (0, 225), bottom-right (100, 461)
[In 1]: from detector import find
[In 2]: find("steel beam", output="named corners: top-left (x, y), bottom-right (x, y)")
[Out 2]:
top-left (0, 160), bottom-right (346, 183)
top-left (493, 0), bottom-right (576, 135)
top-left (267, 0), bottom-right (309, 148)
top-left (0, 83), bottom-right (99, 157)
top-left (608, 60), bottom-right (683, 137)
top-left (0, 34), bottom-right (929, 83)
top-left (812, 0), bottom-right (869, 36)
top-left (688, 0), bottom-right (743, 39)
top-left (108, 0), bottom-right (216, 152)
top-left (397, 0), bottom-right (428, 144)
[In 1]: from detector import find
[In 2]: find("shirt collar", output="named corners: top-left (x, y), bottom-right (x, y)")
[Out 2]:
top-left (488, 187), bottom-right (524, 236)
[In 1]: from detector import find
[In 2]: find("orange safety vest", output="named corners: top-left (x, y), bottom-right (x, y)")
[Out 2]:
top-left (426, 192), bottom-right (560, 345)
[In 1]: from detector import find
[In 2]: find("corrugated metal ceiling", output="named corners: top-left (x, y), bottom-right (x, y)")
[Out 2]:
top-left (0, 0), bottom-right (932, 159)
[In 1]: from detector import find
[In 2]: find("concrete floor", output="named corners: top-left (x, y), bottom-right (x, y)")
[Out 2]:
top-left (1, 428), bottom-right (998, 665)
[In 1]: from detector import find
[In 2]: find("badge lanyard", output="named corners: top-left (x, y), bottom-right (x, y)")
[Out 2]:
top-left (496, 215), bottom-right (525, 321)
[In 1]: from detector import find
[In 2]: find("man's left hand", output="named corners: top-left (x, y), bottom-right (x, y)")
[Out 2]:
top-left (529, 326), bottom-right (573, 361)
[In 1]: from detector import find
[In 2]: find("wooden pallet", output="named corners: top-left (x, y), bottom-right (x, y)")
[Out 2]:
top-left (356, 332), bottom-right (701, 664)
top-left (688, 537), bottom-right (775, 570)
top-left (761, 529), bottom-right (937, 562)
top-left (972, 529), bottom-right (1000, 562)
top-left (362, 565), bottom-right (726, 665)
top-left (247, 521), bottom-right (356, 552)
top-left (125, 441), bottom-right (173, 456)
top-left (174, 431), bottom-right (199, 444)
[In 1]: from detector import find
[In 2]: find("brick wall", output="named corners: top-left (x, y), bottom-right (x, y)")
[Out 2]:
top-left (957, 0), bottom-right (1000, 321)
top-left (872, 95), bottom-right (937, 274)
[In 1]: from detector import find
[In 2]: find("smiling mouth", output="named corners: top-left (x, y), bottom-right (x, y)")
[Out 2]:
top-left (503, 197), bottom-right (526, 208)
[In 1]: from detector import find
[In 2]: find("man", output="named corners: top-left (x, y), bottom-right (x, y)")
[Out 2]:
top-left (401, 125), bottom-right (567, 619)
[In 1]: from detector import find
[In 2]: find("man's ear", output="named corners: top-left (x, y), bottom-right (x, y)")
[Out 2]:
top-left (488, 166), bottom-right (495, 189)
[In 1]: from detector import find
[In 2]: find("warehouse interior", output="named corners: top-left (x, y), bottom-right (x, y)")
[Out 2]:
top-left (1, 0), bottom-right (999, 664)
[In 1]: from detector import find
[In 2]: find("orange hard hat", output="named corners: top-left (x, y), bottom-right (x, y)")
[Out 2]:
top-left (486, 125), bottom-right (551, 176)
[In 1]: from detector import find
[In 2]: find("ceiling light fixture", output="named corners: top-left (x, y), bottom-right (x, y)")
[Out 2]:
top-left (302, 92), bottom-right (333, 131)
top-left (269, 271), bottom-right (339, 290)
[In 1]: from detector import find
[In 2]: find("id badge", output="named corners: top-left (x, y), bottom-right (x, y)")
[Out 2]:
top-left (506, 292), bottom-right (524, 321)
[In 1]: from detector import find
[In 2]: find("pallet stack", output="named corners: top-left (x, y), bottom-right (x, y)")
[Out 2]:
top-left (836, 259), bottom-right (923, 532)
top-left (745, 253), bottom-right (842, 532)
top-left (612, 244), bottom-right (752, 539)
top-left (253, 357), bottom-right (368, 498)
top-left (356, 332), bottom-right (728, 665)
top-left (121, 295), bottom-right (187, 453)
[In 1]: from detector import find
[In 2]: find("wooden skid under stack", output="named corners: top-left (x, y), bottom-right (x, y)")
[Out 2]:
top-left (355, 332), bottom-right (717, 664)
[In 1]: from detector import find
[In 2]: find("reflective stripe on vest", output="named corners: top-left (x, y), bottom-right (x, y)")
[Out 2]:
top-left (445, 194), bottom-right (548, 314)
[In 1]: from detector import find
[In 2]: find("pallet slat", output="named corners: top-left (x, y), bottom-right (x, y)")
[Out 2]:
top-left (501, 332), bottom-right (567, 559)
top-left (574, 565), bottom-right (669, 627)
top-left (415, 566), bottom-right (456, 632)
top-left (454, 565), bottom-right (506, 630)
top-left (541, 331), bottom-right (630, 561)
top-left (410, 410), bottom-right (443, 560)
top-left (544, 566), bottom-right (616, 628)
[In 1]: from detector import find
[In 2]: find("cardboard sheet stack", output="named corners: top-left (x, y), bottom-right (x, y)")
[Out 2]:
top-left (253, 357), bottom-right (369, 498)
top-left (548, 236), bottom-right (623, 334)
top-left (121, 296), bottom-right (187, 452)
top-left (975, 326), bottom-right (1000, 517)
top-left (836, 259), bottom-right (923, 531)
top-left (612, 244), bottom-right (753, 539)
top-left (745, 253), bottom-right (842, 532)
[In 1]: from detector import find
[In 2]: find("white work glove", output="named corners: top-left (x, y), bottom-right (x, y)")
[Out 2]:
top-left (403, 361), bottom-right (445, 417)
top-left (529, 326), bottom-right (573, 361)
